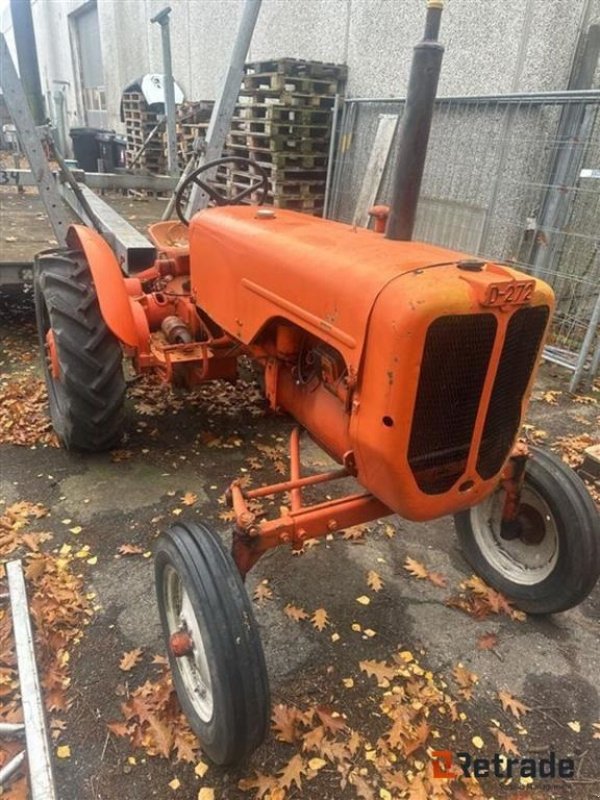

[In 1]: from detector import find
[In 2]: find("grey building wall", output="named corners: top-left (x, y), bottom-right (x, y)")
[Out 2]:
top-left (3, 0), bottom-right (598, 137)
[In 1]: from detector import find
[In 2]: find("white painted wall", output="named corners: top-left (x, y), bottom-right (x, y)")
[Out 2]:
top-left (3, 0), bottom-right (599, 137)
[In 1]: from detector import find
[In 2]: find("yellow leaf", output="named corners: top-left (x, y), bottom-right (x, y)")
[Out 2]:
top-left (87, 556), bottom-right (97, 565)
top-left (568, 721), bottom-right (581, 733)
top-left (198, 790), bottom-right (214, 800)
top-left (194, 761), bottom-right (208, 777)
top-left (308, 757), bottom-right (327, 771)
top-left (472, 735), bottom-right (484, 749)
top-left (169, 778), bottom-right (180, 790)
top-left (128, 756), bottom-right (137, 765)
top-left (364, 628), bottom-right (377, 638)
top-left (172, 508), bottom-right (183, 516)
top-left (69, 526), bottom-right (82, 535)
top-left (56, 745), bottom-right (71, 759)
top-left (380, 790), bottom-right (392, 800)
top-left (356, 595), bottom-right (370, 605)
top-left (342, 678), bottom-right (354, 688)
top-left (351, 623), bottom-right (362, 632)
top-left (331, 632), bottom-right (340, 642)
top-left (367, 570), bottom-right (384, 592)
top-left (311, 608), bottom-right (329, 631)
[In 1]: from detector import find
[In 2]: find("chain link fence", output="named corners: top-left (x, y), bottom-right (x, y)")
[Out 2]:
top-left (326, 91), bottom-right (600, 391)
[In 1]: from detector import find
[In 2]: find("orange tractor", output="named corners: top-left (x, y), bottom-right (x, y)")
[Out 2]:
top-left (34, 1), bottom-right (599, 765)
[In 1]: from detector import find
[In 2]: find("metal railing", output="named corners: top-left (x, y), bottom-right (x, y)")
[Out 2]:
top-left (327, 91), bottom-right (600, 391)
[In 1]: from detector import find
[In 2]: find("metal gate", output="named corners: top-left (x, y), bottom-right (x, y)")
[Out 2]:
top-left (327, 91), bottom-right (600, 391)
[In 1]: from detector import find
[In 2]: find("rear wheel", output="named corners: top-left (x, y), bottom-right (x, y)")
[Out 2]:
top-left (154, 521), bottom-right (270, 765)
top-left (454, 447), bottom-right (600, 614)
top-left (34, 249), bottom-right (125, 450)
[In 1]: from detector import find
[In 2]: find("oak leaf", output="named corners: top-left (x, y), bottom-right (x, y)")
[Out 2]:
top-left (253, 581), bottom-right (273, 604)
top-left (359, 659), bottom-right (397, 686)
top-left (477, 632), bottom-right (498, 651)
top-left (497, 689), bottom-right (530, 719)
top-left (367, 570), bottom-right (384, 592)
top-left (311, 608), bottom-right (329, 631)
top-left (283, 603), bottom-right (308, 622)
top-left (404, 556), bottom-right (429, 579)
top-left (181, 492), bottom-right (198, 506)
top-left (302, 725), bottom-right (325, 752)
top-left (118, 544), bottom-right (144, 556)
top-left (238, 772), bottom-right (279, 799)
top-left (316, 705), bottom-right (346, 734)
top-left (278, 753), bottom-right (305, 791)
top-left (119, 648), bottom-right (143, 672)
top-left (490, 725), bottom-right (520, 755)
top-left (271, 703), bottom-right (299, 743)
top-left (453, 664), bottom-right (478, 700)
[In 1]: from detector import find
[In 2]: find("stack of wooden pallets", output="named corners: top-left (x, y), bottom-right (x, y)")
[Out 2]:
top-left (224, 58), bottom-right (347, 214)
top-left (171, 100), bottom-right (214, 169)
top-left (123, 90), bottom-right (167, 173)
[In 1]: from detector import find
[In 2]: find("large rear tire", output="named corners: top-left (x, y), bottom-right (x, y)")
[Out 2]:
top-left (155, 521), bottom-right (270, 765)
top-left (454, 446), bottom-right (600, 614)
top-left (34, 249), bottom-right (125, 451)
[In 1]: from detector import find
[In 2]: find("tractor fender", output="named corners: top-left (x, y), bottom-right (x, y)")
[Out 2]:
top-left (66, 225), bottom-right (144, 350)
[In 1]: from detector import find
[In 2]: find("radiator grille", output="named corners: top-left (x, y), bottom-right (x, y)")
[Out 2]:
top-left (408, 314), bottom-right (497, 494)
top-left (477, 305), bottom-right (549, 479)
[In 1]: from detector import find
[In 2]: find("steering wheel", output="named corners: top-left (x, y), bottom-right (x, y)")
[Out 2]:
top-left (175, 156), bottom-right (269, 226)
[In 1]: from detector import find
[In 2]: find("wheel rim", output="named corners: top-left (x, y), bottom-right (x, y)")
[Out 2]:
top-left (163, 565), bottom-right (214, 721)
top-left (469, 484), bottom-right (559, 585)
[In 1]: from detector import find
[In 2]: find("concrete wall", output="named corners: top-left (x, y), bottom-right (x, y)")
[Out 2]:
top-left (3, 0), bottom-right (598, 137)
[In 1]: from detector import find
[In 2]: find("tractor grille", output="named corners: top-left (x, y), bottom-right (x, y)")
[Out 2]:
top-left (408, 306), bottom-right (550, 495)
top-left (477, 305), bottom-right (549, 479)
top-left (408, 314), bottom-right (497, 494)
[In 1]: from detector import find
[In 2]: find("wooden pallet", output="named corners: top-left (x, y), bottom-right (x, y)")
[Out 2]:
top-left (244, 58), bottom-right (347, 82)
top-left (231, 118), bottom-right (330, 138)
top-left (227, 171), bottom-right (326, 197)
top-left (227, 130), bottom-right (329, 153)
top-left (238, 88), bottom-right (337, 109)
top-left (236, 103), bottom-right (332, 125)
top-left (242, 72), bottom-right (338, 96)
top-left (225, 143), bottom-right (330, 169)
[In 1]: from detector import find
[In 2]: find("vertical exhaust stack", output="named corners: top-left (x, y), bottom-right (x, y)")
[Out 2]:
top-left (385, 0), bottom-right (445, 241)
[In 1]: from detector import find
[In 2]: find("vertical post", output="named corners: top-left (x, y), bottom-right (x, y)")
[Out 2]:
top-left (151, 6), bottom-right (179, 177)
top-left (385, 0), bottom-right (445, 241)
top-left (9, 0), bottom-right (45, 125)
top-left (186, 0), bottom-right (262, 216)
top-left (323, 93), bottom-right (340, 219)
top-left (0, 34), bottom-right (69, 245)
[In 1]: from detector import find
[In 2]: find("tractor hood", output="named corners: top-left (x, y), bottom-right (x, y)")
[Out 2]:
top-left (188, 205), bottom-right (477, 370)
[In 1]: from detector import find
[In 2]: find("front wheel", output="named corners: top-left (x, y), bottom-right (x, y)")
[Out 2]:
top-left (454, 446), bottom-right (600, 614)
top-left (154, 522), bottom-right (270, 765)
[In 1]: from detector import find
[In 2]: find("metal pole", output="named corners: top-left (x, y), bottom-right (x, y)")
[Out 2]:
top-left (323, 93), bottom-right (340, 218)
top-left (569, 265), bottom-right (600, 393)
top-left (9, 0), bottom-right (45, 124)
top-left (385, 0), bottom-right (445, 241)
top-left (6, 561), bottom-right (57, 800)
top-left (0, 33), bottom-right (69, 245)
top-left (186, 0), bottom-right (262, 216)
top-left (151, 7), bottom-right (178, 177)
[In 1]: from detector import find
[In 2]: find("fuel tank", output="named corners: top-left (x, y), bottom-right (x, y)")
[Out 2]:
top-left (189, 206), bottom-right (554, 520)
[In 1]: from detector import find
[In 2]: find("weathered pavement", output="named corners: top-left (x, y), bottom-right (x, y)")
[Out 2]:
top-left (1, 292), bottom-right (599, 800)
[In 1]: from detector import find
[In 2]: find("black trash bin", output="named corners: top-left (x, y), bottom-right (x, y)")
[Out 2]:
top-left (96, 131), bottom-right (116, 172)
top-left (70, 127), bottom-right (103, 172)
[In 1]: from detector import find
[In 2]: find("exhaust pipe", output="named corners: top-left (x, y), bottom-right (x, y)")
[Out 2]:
top-left (385, 0), bottom-right (445, 241)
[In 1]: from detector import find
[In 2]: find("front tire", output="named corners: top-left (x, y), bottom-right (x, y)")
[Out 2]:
top-left (454, 447), bottom-right (600, 614)
top-left (34, 249), bottom-right (125, 451)
top-left (154, 521), bottom-right (270, 765)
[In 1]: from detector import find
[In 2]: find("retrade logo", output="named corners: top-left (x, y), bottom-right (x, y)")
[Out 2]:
top-left (431, 750), bottom-right (575, 780)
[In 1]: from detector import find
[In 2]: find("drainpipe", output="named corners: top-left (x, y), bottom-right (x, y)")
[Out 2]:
top-left (9, 0), bottom-right (45, 124)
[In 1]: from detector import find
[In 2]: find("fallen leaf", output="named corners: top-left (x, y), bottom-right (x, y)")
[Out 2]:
top-left (182, 492), bottom-right (198, 506)
top-left (308, 757), bottom-right (326, 771)
top-left (568, 720), bottom-right (581, 733)
top-left (56, 744), bottom-right (71, 758)
top-left (367, 570), bottom-right (383, 592)
top-left (278, 754), bottom-right (305, 791)
top-left (197, 790), bottom-right (214, 800)
top-left (283, 603), bottom-right (308, 622)
top-left (119, 648), bottom-right (143, 672)
top-left (359, 659), bottom-right (397, 686)
top-left (118, 543), bottom-right (144, 556)
top-left (169, 778), bottom-right (180, 790)
top-left (453, 664), bottom-right (478, 700)
top-left (194, 761), bottom-right (208, 778)
top-left (490, 726), bottom-right (520, 756)
top-left (253, 581), bottom-right (273, 604)
top-left (311, 608), bottom-right (329, 631)
top-left (356, 595), bottom-right (371, 605)
top-left (403, 556), bottom-right (429, 579)
top-left (477, 632), bottom-right (498, 651)
top-left (497, 690), bottom-right (530, 719)
top-left (272, 704), bottom-right (299, 743)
